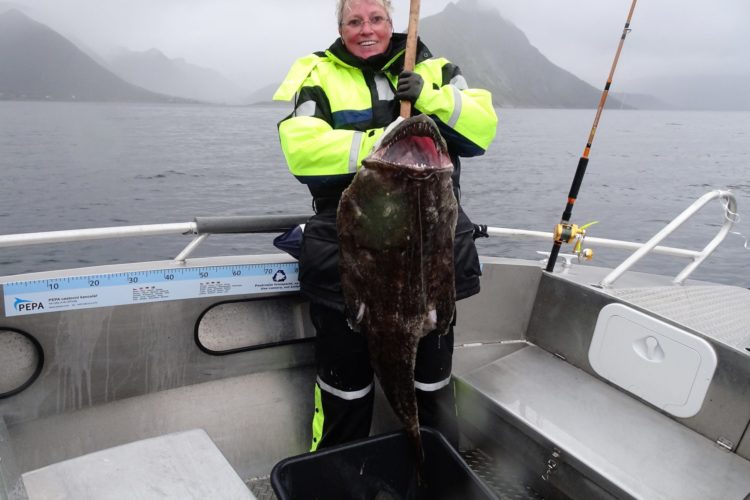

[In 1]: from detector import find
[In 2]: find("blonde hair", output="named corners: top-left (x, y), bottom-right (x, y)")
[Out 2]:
top-left (336, 0), bottom-right (393, 26)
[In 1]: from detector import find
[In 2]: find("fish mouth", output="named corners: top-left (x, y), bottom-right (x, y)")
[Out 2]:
top-left (367, 115), bottom-right (453, 175)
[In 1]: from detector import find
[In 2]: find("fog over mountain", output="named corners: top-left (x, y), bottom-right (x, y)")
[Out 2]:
top-left (242, 1), bottom-right (630, 108)
top-left (4, 3), bottom-right (624, 108)
top-left (104, 48), bottom-right (248, 105)
top-left (1, 0), bottom-right (746, 109)
top-left (4, 0), bottom-right (746, 110)
top-left (0, 9), bottom-right (183, 102)
top-left (420, 2), bottom-right (613, 109)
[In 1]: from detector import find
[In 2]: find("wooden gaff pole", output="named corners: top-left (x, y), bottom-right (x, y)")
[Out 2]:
top-left (399, 0), bottom-right (421, 118)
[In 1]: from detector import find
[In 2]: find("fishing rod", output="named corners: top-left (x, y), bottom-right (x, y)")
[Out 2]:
top-left (545, 0), bottom-right (638, 272)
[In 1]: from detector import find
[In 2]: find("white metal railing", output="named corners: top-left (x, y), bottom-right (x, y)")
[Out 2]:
top-left (0, 192), bottom-right (737, 283)
top-left (0, 215), bottom-right (310, 263)
top-left (0, 223), bottom-right (197, 248)
top-left (4, 222), bottom-right (693, 263)
top-left (485, 227), bottom-right (703, 260)
top-left (487, 191), bottom-right (737, 286)
top-left (598, 190), bottom-right (737, 286)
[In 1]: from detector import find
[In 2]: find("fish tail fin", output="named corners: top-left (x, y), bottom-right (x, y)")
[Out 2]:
top-left (408, 424), bottom-right (426, 486)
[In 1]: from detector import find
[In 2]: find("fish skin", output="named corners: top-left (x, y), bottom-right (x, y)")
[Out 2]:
top-left (337, 114), bottom-right (457, 467)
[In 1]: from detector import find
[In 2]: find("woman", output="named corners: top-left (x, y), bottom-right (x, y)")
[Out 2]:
top-left (273, 0), bottom-right (497, 451)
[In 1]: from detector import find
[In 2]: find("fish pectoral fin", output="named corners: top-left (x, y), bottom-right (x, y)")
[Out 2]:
top-left (434, 304), bottom-right (456, 335)
top-left (422, 308), bottom-right (437, 333)
top-left (356, 302), bottom-right (366, 323)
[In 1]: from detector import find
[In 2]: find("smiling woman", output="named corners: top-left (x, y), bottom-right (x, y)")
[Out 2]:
top-left (273, 0), bottom-right (497, 459)
top-left (336, 0), bottom-right (393, 59)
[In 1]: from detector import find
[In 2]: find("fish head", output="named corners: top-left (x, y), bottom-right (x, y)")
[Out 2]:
top-left (364, 115), bottom-right (453, 177)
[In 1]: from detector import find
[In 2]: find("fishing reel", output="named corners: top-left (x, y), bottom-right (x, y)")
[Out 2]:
top-left (553, 223), bottom-right (582, 245)
top-left (553, 221), bottom-right (597, 262)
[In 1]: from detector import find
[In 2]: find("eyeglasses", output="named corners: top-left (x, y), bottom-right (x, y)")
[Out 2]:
top-left (341, 15), bottom-right (390, 30)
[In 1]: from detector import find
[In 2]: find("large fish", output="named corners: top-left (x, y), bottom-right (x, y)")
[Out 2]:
top-left (337, 114), bottom-right (458, 467)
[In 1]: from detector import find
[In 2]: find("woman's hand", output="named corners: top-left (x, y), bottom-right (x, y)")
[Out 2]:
top-left (395, 71), bottom-right (424, 103)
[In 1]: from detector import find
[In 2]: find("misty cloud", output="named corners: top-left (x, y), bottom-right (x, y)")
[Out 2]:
top-left (6, 0), bottom-right (749, 109)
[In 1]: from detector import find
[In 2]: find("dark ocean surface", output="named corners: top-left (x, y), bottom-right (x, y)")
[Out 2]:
top-left (1, 102), bottom-right (748, 287)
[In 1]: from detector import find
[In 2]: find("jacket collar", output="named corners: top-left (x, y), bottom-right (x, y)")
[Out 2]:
top-left (325, 32), bottom-right (432, 73)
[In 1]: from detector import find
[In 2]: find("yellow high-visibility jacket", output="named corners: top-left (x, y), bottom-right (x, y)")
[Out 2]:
top-left (274, 33), bottom-right (497, 195)
top-left (274, 33), bottom-right (498, 309)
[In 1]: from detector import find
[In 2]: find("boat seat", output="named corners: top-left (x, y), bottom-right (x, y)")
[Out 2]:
top-left (21, 428), bottom-right (255, 499)
top-left (455, 345), bottom-right (750, 499)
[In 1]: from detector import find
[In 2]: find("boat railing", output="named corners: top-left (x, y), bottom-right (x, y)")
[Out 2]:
top-left (487, 190), bottom-right (736, 286)
top-left (0, 191), bottom-right (737, 285)
top-left (0, 215), bottom-right (310, 264)
top-left (598, 190), bottom-right (737, 286)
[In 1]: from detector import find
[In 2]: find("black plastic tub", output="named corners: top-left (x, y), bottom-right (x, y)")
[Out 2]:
top-left (271, 427), bottom-right (497, 500)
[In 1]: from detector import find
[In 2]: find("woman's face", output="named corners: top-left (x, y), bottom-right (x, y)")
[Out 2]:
top-left (339, 0), bottom-right (392, 59)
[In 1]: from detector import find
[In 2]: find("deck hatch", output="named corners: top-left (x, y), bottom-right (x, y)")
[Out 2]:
top-left (588, 303), bottom-right (717, 418)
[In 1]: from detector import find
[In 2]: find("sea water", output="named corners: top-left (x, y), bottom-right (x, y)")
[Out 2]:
top-left (1, 102), bottom-right (748, 287)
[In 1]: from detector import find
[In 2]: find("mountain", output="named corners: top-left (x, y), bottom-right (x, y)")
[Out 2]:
top-left (262, 0), bottom-right (629, 108)
top-left (418, 0), bottom-right (623, 108)
top-left (0, 9), bottom-right (186, 102)
top-left (610, 92), bottom-right (675, 110)
top-left (246, 82), bottom-right (281, 104)
top-left (0, 1), bottom-right (25, 14)
top-left (105, 48), bottom-right (248, 104)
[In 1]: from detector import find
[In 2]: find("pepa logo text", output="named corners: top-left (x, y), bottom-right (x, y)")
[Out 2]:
top-left (14, 297), bottom-right (44, 312)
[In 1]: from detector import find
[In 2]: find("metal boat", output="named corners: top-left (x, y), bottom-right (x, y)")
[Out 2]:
top-left (1, 190), bottom-right (749, 499)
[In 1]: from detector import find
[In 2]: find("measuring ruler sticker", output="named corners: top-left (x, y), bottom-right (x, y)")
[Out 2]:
top-left (3, 263), bottom-right (300, 317)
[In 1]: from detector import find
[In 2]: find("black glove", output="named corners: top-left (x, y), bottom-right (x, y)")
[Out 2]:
top-left (395, 71), bottom-right (424, 103)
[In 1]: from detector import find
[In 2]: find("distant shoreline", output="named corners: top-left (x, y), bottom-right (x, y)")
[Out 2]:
top-left (3, 99), bottom-right (750, 112)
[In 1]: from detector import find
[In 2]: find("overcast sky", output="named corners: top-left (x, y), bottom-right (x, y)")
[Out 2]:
top-left (7, 0), bottom-right (750, 107)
